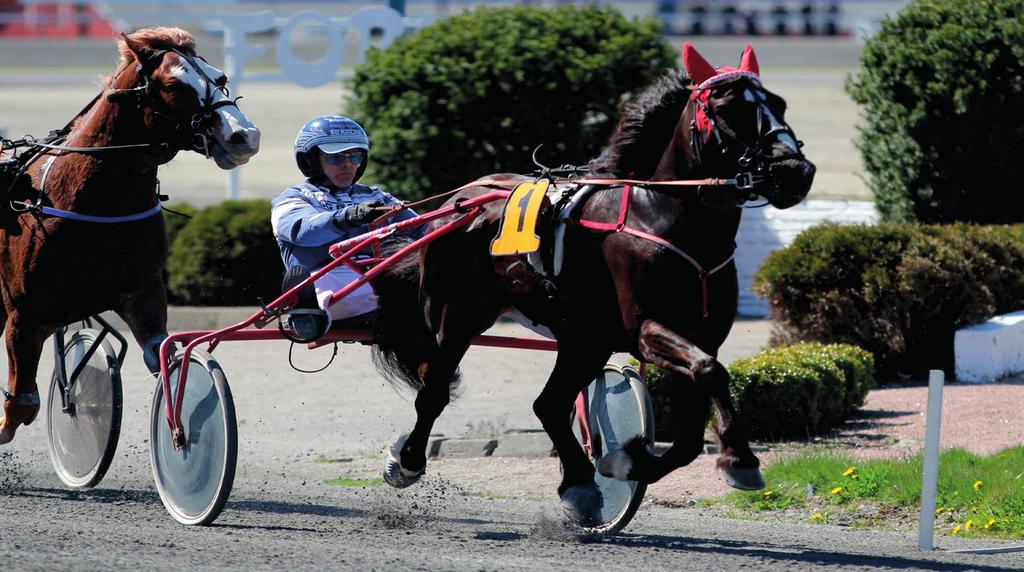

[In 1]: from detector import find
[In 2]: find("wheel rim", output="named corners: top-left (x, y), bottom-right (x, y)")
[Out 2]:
top-left (570, 365), bottom-right (652, 531)
top-left (152, 355), bottom-right (231, 522)
top-left (47, 333), bottom-right (120, 488)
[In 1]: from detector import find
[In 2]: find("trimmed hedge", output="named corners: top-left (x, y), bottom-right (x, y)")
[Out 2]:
top-left (845, 0), bottom-right (1024, 223)
top-left (166, 200), bottom-right (282, 306)
top-left (754, 223), bottom-right (1024, 377)
top-left (728, 343), bottom-right (875, 441)
top-left (640, 343), bottom-right (874, 442)
top-left (347, 5), bottom-right (675, 200)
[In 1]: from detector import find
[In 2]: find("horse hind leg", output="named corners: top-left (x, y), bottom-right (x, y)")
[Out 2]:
top-left (603, 319), bottom-right (763, 490)
top-left (383, 300), bottom-right (501, 488)
top-left (0, 311), bottom-right (47, 445)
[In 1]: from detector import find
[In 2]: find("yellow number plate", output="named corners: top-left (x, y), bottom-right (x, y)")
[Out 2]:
top-left (490, 180), bottom-right (549, 256)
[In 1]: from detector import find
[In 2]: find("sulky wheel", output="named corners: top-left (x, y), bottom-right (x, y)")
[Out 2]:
top-left (47, 328), bottom-right (123, 489)
top-left (150, 349), bottom-right (237, 526)
top-left (568, 363), bottom-right (655, 535)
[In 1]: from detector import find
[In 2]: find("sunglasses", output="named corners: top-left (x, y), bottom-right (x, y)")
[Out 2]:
top-left (322, 150), bottom-right (367, 166)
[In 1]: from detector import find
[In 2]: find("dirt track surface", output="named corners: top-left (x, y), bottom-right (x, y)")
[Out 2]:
top-left (3, 322), bottom-right (1024, 570)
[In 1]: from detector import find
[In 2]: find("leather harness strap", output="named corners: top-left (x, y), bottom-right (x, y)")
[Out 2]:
top-left (574, 184), bottom-right (734, 319)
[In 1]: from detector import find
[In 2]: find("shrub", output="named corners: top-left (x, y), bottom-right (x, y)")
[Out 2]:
top-left (347, 5), bottom-right (675, 200)
top-left (639, 343), bottom-right (874, 442)
top-left (728, 343), bottom-right (875, 441)
top-left (754, 223), bottom-right (1024, 377)
top-left (845, 0), bottom-right (1024, 224)
top-left (163, 202), bottom-right (198, 250)
top-left (167, 200), bottom-right (282, 305)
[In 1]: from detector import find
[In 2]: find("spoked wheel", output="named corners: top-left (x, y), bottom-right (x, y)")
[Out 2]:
top-left (150, 349), bottom-right (237, 525)
top-left (568, 363), bottom-right (655, 535)
top-left (47, 328), bottom-right (123, 489)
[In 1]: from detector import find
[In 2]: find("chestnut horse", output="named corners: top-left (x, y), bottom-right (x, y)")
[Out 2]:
top-left (0, 28), bottom-right (260, 444)
top-left (372, 44), bottom-right (816, 524)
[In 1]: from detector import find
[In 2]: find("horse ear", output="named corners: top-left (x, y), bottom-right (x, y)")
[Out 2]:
top-left (120, 32), bottom-right (155, 67)
top-left (683, 42), bottom-right (717, 85)
top-left (739, 44), bottom-right (760, 76)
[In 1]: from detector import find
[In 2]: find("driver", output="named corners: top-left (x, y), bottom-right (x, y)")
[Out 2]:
top-left (271, 115), bottom-right (422, 335)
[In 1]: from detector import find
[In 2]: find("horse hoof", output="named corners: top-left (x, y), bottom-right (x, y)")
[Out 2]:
top-left (597, 449), bottom-right (633, 481)
top-left (382, 435), bottom-right (425, 489)
top-left (722, 467), bottom-right (765, 491)
top-left (560, 483), bottom-right (604, 527)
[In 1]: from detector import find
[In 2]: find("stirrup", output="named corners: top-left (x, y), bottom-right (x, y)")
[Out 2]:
top-left (280, 265), bottom-right (329, 343)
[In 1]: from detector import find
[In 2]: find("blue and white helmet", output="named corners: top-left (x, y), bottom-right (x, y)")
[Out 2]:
top-left (294, 115), bottom-right (371, 182)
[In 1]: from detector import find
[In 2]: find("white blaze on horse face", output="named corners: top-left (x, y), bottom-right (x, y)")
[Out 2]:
top-left (170, 57), bottom-right (260, 165)
top-left (744, 88), bottom-right (800, 156)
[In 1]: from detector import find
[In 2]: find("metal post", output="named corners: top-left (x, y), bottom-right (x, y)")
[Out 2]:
top-left (918, 369), bottom-right (945, 551)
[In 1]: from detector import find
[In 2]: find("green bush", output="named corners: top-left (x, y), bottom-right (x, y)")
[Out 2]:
top-left (167, 200), bottom-right (282, 305)
top-left (754, 223), bottom-right (1024, 377)
top-left (728, 343), bottom-right (875, 441)
top-left (347, 5), bottom-right (675, 200)
top-left (845, 0), bottom-right (1024, 224)
top-left (639, 343), bottom-right (874, 442)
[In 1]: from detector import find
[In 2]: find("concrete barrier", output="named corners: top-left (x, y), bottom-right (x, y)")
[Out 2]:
top-left (954, 310), bottom-right (1024, 383)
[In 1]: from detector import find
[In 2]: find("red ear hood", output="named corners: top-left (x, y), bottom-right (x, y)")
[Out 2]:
top-left (683, 42), bottom-right (716, 86)
top-left (739, 44), bottom-right (760, 75)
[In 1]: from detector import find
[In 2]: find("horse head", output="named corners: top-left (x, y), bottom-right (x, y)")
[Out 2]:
top-left (109, 28), bottom-right (260, 169)
top-left (678, 43), bottom-right (815, 209)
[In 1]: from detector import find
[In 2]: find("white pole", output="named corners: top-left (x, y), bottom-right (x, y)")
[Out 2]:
top-left (918, 369), bottom-right (945, 551)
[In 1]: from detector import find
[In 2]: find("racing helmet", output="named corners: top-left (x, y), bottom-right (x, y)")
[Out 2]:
top-left (294, 115), bottom-right (370, 183)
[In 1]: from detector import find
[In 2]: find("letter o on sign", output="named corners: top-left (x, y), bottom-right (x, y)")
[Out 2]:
top-left (276, 10), bottom-right (345, 88)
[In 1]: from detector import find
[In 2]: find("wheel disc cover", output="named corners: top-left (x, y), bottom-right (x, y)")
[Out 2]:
top-left (153, 361), bottom-right (228, 518)
top-left (48, 340), bottom-right (117, 482)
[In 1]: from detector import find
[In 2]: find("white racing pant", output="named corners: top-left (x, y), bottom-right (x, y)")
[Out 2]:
top-left (314, 264), bottom-right (377, 324)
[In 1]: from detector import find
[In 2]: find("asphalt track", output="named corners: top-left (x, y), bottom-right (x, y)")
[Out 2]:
top-left (2, 322), bottom-right (1023, 570)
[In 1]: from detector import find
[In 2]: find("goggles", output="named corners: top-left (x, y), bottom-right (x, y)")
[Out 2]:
top-left (322, 149), bottom-right (367, 166)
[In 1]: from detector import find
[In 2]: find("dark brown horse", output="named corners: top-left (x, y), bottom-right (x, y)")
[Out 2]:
top-left (372, 44), bottom-right (815, 522)
top-left (0, 28), bottom-right (260, 444)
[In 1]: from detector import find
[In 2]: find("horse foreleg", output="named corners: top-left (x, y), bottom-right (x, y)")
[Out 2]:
top-left (626, 319), bottom-right (763, 490)
top-left (116, 279), bottom-right (168, 375)
top-left (0, 311), bottom-right (48, 445)
top-left (533, 341), bottom-right (611, 524)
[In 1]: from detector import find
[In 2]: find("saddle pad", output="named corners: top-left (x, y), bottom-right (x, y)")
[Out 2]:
top-left (490, 180), bottom-right (550, 256)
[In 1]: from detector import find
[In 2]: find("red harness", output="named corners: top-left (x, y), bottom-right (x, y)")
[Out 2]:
top-left (575, 184), bottom-right (734, 318)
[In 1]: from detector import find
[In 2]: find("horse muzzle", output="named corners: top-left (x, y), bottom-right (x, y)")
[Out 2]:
top-left (764, 158), bottom-right (815, 209)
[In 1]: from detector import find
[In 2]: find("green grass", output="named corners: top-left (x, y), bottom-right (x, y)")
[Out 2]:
top-left (325, 477), bottom-right (385, 488)
top-left (721, 446), bottom-right (1024, 539)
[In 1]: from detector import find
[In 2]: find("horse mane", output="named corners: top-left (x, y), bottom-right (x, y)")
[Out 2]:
top-left (102, 27), bottom-right (196, 89)
top-left (588, 69), bottom-right (691, 178)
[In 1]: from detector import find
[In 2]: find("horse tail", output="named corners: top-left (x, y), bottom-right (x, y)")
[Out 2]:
top-left (370, 237), bottom-right (439, 394)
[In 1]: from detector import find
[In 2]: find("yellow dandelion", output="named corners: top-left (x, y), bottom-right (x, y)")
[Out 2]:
top-left (935, 507), bottom-right (945, 515)
top-left (952, 525), bottom-right (962, 535)
top-left (852, 474), bottom-right (860, 480)
top-left (842, 467), bottom-right (857, 477)
top-left (831, 486), bottom-right (843, 495)
top-left (984, 518), bottom-right (996, 529)
top-left (973, 480), bottom-right (983, 490)
top-left (811, 513), bottom-right (823, 521)
top-left (965, 519), bottom-right (973, 530)
top-left (763, 490), bottom-right (774, 498)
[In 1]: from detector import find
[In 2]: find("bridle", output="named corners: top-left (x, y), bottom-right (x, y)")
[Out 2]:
top-left (688, 72), bottom-right (805, 204)
top-left (113, 47), bottom-right (243, 158)
top-left (1, 47), bottom-right (243, 221)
